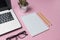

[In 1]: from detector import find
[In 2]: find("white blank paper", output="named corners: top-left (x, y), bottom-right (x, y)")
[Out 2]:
top-left (21, 12), bottom-right (49, 36)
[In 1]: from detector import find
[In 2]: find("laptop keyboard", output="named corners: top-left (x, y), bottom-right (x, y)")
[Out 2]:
top-left (0, 12), bottom-right (14, 24)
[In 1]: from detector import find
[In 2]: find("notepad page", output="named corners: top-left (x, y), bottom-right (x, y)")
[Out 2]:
top-left (21, 12), bottom-right (49, 36)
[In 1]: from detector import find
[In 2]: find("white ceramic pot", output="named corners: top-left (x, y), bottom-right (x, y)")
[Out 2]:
top-left (21, 6), bottom-right (28, 12)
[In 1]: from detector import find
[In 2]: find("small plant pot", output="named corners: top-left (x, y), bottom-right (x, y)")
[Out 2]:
top-left (21, 6), bottom-right (28, 12)
top-left (18, 0), bottom-right (29, 12)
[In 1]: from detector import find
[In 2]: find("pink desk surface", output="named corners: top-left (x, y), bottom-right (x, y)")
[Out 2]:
top-left (0, 0), bottom-right (60, 40)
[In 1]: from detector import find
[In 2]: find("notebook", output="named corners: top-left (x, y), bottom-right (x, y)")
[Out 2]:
top-left (21, 12), bottom-right (50, 36)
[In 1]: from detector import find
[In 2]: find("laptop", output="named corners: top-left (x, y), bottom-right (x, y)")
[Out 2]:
top-left (0, 0), bottom-right (22, 36)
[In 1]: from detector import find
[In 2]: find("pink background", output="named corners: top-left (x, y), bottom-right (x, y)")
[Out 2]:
top-left (0, 0), bottom-right (60, 40)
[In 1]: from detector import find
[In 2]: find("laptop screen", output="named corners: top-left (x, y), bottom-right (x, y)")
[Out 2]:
top-left (0, 0), bottom-right (9, 11)
top-left (0, 0), bottom-right (7, 8)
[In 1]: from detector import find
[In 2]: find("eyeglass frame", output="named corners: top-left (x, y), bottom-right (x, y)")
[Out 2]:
top-left (6, 31), bottom-right (28, 40)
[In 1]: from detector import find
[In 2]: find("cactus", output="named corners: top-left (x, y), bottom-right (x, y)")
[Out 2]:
top-left (19, 0), bottom-right (28, 6)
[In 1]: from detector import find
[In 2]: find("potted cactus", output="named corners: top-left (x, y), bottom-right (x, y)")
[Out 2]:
top-left (18, 0), bottom-right (29, 12)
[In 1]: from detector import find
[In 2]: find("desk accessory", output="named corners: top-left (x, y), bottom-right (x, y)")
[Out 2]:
top-left (18, 0), bottom-right (29, 12)
top-left (6, 31), bottom-right (28, 40)
top-left (21, 12), bottom-right (51, 36)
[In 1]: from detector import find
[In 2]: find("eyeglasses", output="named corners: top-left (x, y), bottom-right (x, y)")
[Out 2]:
top-left (6, 31), bottom-right (28, 40)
